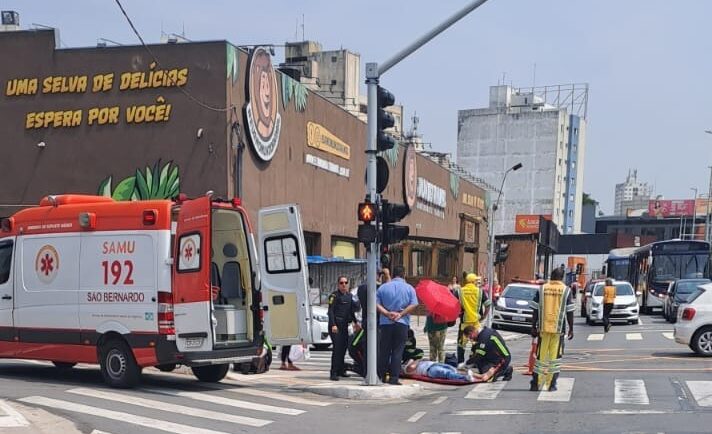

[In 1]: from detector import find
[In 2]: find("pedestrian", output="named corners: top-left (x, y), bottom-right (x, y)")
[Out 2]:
top-left (457, 273), bottom-right (491, 363)
top-left (448, 275), bottom-right (461, 299)
top-left (602, 278), bottom-right (616, 333)
top-left (425, 313), bottom-right (447, 363)
top-left (279, 345), bottom-right (300, 371)
top-left (402, 328), bottom-right (424, 363)
top-left (462, 325), bottom-right (513, 382)
top-left (492, 279), bottom-right (503, 303)
top-left (328, 276), bottom-right (360, 381)
top-left (529, 267), bottom-right (575, 392)
top-left (376, 265), bottom-right (418, 385)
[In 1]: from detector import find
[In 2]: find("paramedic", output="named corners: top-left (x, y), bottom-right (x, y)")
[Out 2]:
top-left (462, 325), bottom-right (513, 382)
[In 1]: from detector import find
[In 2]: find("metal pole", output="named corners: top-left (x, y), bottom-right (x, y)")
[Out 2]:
top-left (691, 187), bottom-right (698, 240)
top-left (378, 0), bottom-right (490, 76)
top-left (486, 172), bottom-right (508, 327)
top-left (365, 64), bottom-right (379, 386)
top-left (707, 166), bottom-right (712, 242)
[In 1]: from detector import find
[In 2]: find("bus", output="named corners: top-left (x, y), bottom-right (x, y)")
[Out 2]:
top-left (629, 240), bottom-right (711, 314)
top-left (606, 247), bottom-right (637, 282)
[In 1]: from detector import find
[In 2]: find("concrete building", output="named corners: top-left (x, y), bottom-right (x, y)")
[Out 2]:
top-left (614, 169), bottom-right (652, 216)
top-left (458, 84), bottom-right (588, 235)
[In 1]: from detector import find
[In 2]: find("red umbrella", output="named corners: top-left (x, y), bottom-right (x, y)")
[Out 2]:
top-left (415, 279), bottom-right (460, 323)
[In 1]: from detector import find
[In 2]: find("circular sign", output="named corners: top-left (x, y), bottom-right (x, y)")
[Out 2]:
top-left (35, 245), bottom-right (59, 284)
top-left (182, 237), bottom-right (198, 269)
top-left (403, 144), bottom-right (417, 208)
top-left (245, 46), bottom-right (282, 161)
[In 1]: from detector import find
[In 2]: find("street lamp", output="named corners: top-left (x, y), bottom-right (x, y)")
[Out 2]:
top-left (691, 187), bottom-right (698, 240)
top-left (706, 130), bottom-right (712, 242)
top-left (486, 162), bottom-right (523, 326)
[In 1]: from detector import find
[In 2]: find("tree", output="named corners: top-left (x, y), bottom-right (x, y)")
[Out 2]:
top-left (582, 192), bottom-right (598, 206)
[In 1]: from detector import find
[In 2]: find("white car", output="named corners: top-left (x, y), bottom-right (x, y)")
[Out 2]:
top-left (585, 280), bottom-right (640, 325)
top-left (674, 282), bottom-right (712, 356)
top-left (310, 305), bottom-right (332, 350)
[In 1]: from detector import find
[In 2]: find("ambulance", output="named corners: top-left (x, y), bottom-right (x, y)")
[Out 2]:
top-left (0, 194), bottom-right (312, 388)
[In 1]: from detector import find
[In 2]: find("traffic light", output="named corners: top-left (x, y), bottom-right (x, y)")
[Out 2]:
top-left (380, 199), bottom-right (410, 248)
top-left (495, 243), bottom-right (509, 265)
top-left (357, 201), bottom-right (377, 244)
top-left (377, 86), bottom-right (396, 152)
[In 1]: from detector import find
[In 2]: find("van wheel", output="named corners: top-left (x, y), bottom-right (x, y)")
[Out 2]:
top-left (52, 362), bottom-right (76, 369)
top-left (192, 364), bottom-right (230, 382)
top-left (691, 326), bottom-right (712, 357)
top-left (156, 363), bottom-right (177, 372)
top-left (99, 339), bottom-right (141, 388)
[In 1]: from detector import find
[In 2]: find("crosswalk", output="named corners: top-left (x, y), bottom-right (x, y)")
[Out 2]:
top-left (15, 381), bottom-right (331, 434)
top-left (586, 331), bottom-right (674, 341)
top-left (462, 377), bottom-right (712, 408)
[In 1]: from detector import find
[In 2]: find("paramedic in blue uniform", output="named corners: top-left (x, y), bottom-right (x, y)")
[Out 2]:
top-left (328, 276), bottom-right (359, 381)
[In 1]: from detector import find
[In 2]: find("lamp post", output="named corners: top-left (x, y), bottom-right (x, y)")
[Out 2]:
top-left (706, 130), bottom-right (712, 243)
top-left (486, 162), bottom-right (523, 327)
top-left (691, 187), bottom-right (698, 240)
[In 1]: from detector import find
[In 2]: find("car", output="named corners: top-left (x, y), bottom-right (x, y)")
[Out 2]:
top-left (310, 305), bottom-right (332, 350)
top-left (674, 283), bottom-right (712, 356)
top-left (664, 279), bottom-right (711, 323)
top-left (581, 279), bottom-right (603, 317)
top-left (585, 280), bottom-right (639, 325)
top-left (492, 282), bottom-right (539, 330)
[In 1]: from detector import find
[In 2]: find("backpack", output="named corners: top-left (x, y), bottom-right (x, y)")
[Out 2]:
top-left (444, 352), bottom-right (458, 368)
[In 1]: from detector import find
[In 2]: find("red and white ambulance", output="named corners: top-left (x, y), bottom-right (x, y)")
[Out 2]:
top-left (0, 194), bottom-right (312, 387)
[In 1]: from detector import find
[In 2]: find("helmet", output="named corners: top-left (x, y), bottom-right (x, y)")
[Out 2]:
top-left (466, 273), bottom-right (478, 283)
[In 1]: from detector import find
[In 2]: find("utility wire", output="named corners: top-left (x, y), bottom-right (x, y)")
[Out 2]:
top-left (113, 0), bottom-right (234, 113)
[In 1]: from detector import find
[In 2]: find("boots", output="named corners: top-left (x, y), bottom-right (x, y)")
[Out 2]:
top-left (529, 373), bottom-right (539, 391)
top-left (457, 346), bottom-right (465, 364)
top-left (549, 373), bottom-right (559, 392)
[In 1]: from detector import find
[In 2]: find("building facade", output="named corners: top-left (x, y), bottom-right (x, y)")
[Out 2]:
top-left (614, 169), bottom-right (652, 216)
top-left (457, 84), bottom-right (588, 235)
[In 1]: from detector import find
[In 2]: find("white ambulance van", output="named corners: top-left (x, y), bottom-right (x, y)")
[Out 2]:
top-left (0, 194), bottom-right (312, 387)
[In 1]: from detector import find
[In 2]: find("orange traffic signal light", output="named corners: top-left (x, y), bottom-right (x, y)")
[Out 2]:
top-left (358, 202), bottom-right (376, 223)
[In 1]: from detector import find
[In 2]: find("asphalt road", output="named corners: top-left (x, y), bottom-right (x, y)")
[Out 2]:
top-left (1, 313), bottom-right (711, 434)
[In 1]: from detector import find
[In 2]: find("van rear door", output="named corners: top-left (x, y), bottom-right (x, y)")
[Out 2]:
top-left (0, 239), bottom-right (14, 345)
top-left (173, 197), bottom-right (214, 353)
top-left (258, 205), bottom-right (312, 346)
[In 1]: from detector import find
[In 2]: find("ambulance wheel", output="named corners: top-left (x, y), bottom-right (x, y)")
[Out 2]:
top-left (99, 339), bottom-right (141, 388)
top-left (192, 364), bottom-right (230, 383)
top-left (156, 363), bottom-right (177, 372)
top-left (52, 362), bottom-right (76, 369)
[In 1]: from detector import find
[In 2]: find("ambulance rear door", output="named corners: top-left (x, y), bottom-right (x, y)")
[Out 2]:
top-left (173, 196), bottom-right (214, 353)
top-left (258, 204), bottom-right (312, 346)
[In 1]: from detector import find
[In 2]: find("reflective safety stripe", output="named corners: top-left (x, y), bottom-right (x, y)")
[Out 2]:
top-left (352, 329), bottom-right (364, 346)
top-left (476, 349), bottom-right (486, 356)
top-left (491, 336), bottom-right (509, 357)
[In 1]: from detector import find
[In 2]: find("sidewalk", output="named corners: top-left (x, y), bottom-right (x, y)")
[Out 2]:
top-left (0, 400), bottom-right (81, 434)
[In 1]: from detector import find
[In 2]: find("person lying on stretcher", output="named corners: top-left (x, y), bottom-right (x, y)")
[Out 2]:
top-left (402, 359), bottom-right (475, 382)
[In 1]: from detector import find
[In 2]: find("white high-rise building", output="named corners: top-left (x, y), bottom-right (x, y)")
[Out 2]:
top-left (457, 84), bottom-right (588, 235)
top-left (614, 169), bottom-right (651, 216)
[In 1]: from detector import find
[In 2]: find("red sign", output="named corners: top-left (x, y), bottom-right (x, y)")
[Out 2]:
top-left (515, 214), bottom-right (552, 234)
top-left (648, 200), bottom-right (695, 218)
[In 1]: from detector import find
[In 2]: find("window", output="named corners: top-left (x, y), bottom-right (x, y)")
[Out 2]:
top-left (0, 241), bottom-right (12, 284)
top-left (178, 234), bottom-right (201, 272)
top-left (331, 56), bottom-right (337, 62)
top-left (265, 236), bottom-right (301, 273)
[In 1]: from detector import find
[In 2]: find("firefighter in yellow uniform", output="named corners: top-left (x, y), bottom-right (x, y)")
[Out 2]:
top-left (529, 267), bottom-right (575, 392)
top-left (457, 273), bottom-right (491, 363)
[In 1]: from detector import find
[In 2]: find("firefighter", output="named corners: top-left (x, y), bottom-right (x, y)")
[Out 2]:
top-left (529, 267), bottom-right (575, 392)
top-left (328, 276), bottom-right (360, 381)
top-left (457, 273), bottom-right (491, 363)
top-left (462, 325), bottom-right (513, 382)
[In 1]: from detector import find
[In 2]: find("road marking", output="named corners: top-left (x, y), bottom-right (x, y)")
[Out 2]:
top-left (626, 333), bottom-right (643, 341)
top-left (432, 396), bottom-right (448, 405)
top-left (218, 386), bottom-right (331, 407)
top-left (638, 318), bottom-right (644, 325)
top-left (465, 381), bottom-right (507, 400)
top-left (614, 380), bottom-right (649, 405)
top-left (453, 410), bottom-right (532, 416)
top-left (0, 400), bottom-right (30, 428)
top-left (597, 409), bottom-right (668, 415)
top-left (587, 334), bottom-right (605, 341)
top-left (67, 387), bottom-right (271, 428)
top-left (407, 411), bottom-right (426, 423)
top-left (686, 381), bottom-right (712, 407)
top-left (90, 430), bottom-right (113, 434)
top-left (538, 378), bottom-right (574, 402)
top-left (142, 387), bottom-right (304, 415)
top-left (662, 332), bottom-right (674, 340)
top-left (18, 397), bottom-right (231, 434)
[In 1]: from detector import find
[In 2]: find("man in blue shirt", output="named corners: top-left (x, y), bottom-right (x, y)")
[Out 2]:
top-left (376, 266), bottom-right (419, 385)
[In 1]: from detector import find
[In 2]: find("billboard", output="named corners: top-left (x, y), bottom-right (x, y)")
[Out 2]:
top-left (648, 200), bottom-right (695, 218)
top-left (515, 214), bottom-right (552, 234)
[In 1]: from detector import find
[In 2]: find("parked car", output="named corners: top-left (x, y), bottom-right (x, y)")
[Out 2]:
top-left (585, 280), bottom-right (639, 325)
top-left (674, 283), bottom-right (712, 356)
top-left (664, 279), bottom-right (711, 323)
top-left (492, 282), bottom-right (539, 330)
top-left (310, 305), bottom-right (332, 350)
top-left (581, 279), bottom-right (603, 318)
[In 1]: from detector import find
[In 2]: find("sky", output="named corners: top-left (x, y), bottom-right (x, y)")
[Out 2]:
top-left (3, 0), bottom-right (711, 214)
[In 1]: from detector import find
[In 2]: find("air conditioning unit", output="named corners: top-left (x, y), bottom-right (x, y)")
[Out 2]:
top-left (1, 10), bottom-right (20, 32)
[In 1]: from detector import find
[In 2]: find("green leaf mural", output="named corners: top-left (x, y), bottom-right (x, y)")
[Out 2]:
top-left (280, 73), bottom-right (308, 112)
top-left (226, 44), bottom-right (239, 84)
top-left (97, 160), bottom-right (181, 201)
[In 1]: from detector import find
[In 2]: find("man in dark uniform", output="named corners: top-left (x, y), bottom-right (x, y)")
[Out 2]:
top-left (328, 276), bottom-right (359, 381)
top-left (463, 325), bottom-right (513, 382)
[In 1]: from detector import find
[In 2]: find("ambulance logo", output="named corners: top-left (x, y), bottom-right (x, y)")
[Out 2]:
top-left (35, 245), bottom-right (59, 284)
top-left (179, 236), bottom-right (199, 270)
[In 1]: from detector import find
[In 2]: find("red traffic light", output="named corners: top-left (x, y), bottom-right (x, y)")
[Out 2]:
top-left (358, 202), bottom-right (376, 223)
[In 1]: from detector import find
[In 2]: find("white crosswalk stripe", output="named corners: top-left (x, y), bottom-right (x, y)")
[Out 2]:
top-left (686, 381), bottom-right (712, 407)
top-left (0, 399), bottom-right (30, 428)
top-left (538, 378), bottom-right (575, 402)
top-left (465, 382), bottom-right (507, 400)
top-left (662, 332), bottom-right (674, 340)
top-left (587, 333), bottom-right (605, 341)
top-left (614, 379), bottom-right (649, 405)
top-left (216, 384), bottom-right (331, 406)
top-left (142, 387), bottom-right (304, 415)
top-left (626, 333), bottom-right (643, 340)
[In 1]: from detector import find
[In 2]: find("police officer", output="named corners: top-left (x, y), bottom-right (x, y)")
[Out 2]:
top-left (328, 276), bottom-right (359, 381)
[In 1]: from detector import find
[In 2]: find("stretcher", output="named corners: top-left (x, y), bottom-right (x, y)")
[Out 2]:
top-left (401, 373), bottom-right (483, 385)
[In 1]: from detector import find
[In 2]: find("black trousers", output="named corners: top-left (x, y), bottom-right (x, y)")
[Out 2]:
top-left (603, 303), bottom-right (614, 329)
top-left (329, 324), bottom-right (349, 375)
top-left (378, 322), bottom-right (408, 383)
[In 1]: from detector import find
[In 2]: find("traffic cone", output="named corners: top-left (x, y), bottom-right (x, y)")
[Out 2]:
top-left (525, 337), bottom-right (537, 376)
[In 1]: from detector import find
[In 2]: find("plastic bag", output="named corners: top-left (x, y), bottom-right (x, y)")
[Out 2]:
top-left (288, 344), bottom-right (310, 362)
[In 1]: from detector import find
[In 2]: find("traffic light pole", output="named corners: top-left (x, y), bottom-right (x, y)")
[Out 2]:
top-left (363, 0), bottom-right (493, 386)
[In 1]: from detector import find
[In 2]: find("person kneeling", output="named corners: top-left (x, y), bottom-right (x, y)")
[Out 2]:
top-left (403, 359), bottom-right (475, 382)
top-left (462, 325), bottom-right (513, 382)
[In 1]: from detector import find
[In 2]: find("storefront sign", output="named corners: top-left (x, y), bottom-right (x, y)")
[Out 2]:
top-left (245, 47), bottom-right (282, 162)
top-left (648, 199), bottom-right (695, 218)
top-left (306, 121), bottom-right (350, 160)
top-left (462, 192), bottom-right (485, 210)
top-left (403, 145), bottom-right (417, 208)
top-left (416, 177), bottom-right (446, 218)
top-left (305, 154), bottom-right (350, 178)
top-left (515, 214), bottom-right (552, 234)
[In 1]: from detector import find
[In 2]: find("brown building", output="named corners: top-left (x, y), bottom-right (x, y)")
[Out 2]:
top-left (0, 28), bottom-right (489, 285)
